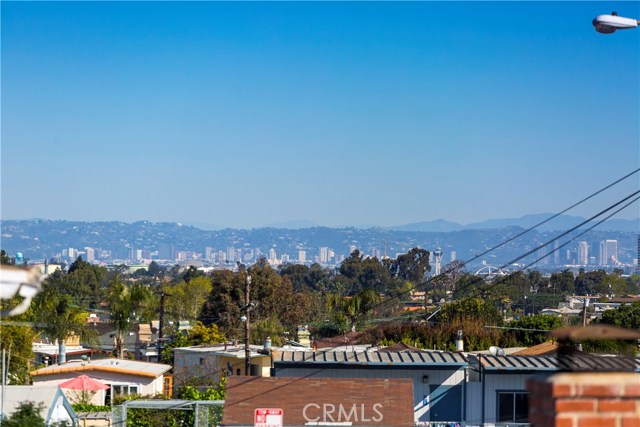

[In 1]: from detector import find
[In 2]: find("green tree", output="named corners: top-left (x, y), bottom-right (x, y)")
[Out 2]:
top-left (33, 282), bottom-right (93, 364)
top-left (106, 275), bottom-right (151, 358)
top-left (1, 249), bottom-right (13, 265)
top-left (161, 322), bottom-right (226, 364)
top-left (46, 257), bottom-right (107, 309)
top-left (164, 276), bottom-right (212, 324)
top-left (440, 298), bottom-right (502, 325)
top-left (2, 401), bottom-right (46, 427)
top-left (550, 270), bottom-right (575, 294)
top-left (575, 269), bottom-right (607, 296)
top-left (337, 250), bottom-right (395, 294)
top-left (508, 314), bottom-right (563, 346)
top-left (597, 301), bottom-right (640, 329)
top-left (387, 248), bottom-right (431, 284)
top-left (328, 288), bottom-right (381, 333)
top-left (0, 298), bottom-right (37, 384)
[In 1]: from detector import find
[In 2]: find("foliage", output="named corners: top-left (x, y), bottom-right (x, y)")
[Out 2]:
top-left (2, 401), bottom-right (46, 427)
top-left (359, 319), bottom-right (512, 352)
top-left (597, 301), bottom-right (640, 329)
top-left (327, 288), bottom-right (381, 333)
top-left (33, 280), bottom-right (95, 363)
top-left (386, 248), bottom-right (431, 284)
top-left (439, 298), bottom-right (502, 325)
top-left (48, 257), bottom-right (107, 309)
top-left (507, 314), bottom-right (563, 346)
top-left (106, 275), bottom-right (151, 358)
top-left (1, 249), bottom-right (12, 264)
top-left (161, 322), bottom-right (226, 364)
top-left (336, 250), bottom-right (396, 294)
top-left (0, 297), bottom-right (37, 384)
top-left (164, 276), bottom-right (212, 324)
top-left (71, 403), bottom-right (111, 412)
top-left (117, 380), bottom-right (226, 427)
top-left (549, 270), bottom-right (575, 294)
top-left (199, 260), bottom-right (316, 341)
top-left (575, 269), bottom-right (608, 296)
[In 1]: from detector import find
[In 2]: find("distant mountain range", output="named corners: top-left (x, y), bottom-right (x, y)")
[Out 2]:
top-left (387, 214), bottom-right (639, 233)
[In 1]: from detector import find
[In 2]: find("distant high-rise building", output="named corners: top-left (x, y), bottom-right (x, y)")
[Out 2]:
top-left (85, 247), bottom-right (95, 262)
top-left (450, 251), bottom-right (457, 262)
top-left (226, 246), bottom-right (236, 262)
top-left (577, 241), bottom-right (588, 266)
top-left (159, 244), bottom-right (175, 260)
top-left (205, 247), bottom-right (214, 261)
top-left (553, 241), bottom-right (561, 265)
top-left (68, 247), bottom-right (76, 260)
top-left (599, 240), bottom-right (618, 266)
top-left (269, 247), bottom-right (277, 260)
top-left (298, 250), bottom-right (306, 263)
top-left (319, 247), bottom-right (329, 263)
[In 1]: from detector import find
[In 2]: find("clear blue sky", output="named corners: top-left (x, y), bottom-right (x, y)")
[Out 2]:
top-left (2, 1), bottom-right (638, 229)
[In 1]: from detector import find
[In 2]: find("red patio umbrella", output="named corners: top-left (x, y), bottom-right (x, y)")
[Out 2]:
top-left (59, 374), bottom-right (110, 391)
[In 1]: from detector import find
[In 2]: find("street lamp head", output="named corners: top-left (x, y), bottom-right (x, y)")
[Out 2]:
top-left (240, 315), bottom-right (247, 322)
top-left (593, 13), bottom-right (639, 34)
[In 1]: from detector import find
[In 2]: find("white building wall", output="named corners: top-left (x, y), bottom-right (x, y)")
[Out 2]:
top-left (467, 373), bottom-right (532, 427)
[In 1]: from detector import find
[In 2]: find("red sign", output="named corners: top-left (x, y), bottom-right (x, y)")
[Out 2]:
top-left (255, 408), bottom-right (283, 427)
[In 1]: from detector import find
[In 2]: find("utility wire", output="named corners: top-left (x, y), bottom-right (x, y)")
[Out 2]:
top-left (522, 195), bottom-right (640, 270)
top-left (466, 168), bottom-right (639, 266)
top-left (498, 189), bottom-right (640, 270)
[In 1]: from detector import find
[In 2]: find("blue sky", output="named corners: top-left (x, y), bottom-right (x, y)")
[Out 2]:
top-left (2, 1), bottom-right (638, 229)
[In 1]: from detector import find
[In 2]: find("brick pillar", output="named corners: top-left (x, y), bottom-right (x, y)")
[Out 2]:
top-left (527, 372), bottom-right (640, 427)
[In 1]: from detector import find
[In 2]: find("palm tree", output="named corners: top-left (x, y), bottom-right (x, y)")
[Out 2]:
top-left (106, 275), bottom-right (150, 358)
top-left (34, 286), bottom-right (92, 364)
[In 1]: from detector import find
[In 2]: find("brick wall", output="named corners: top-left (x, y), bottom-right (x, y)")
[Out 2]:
top-left (222, 376), bottom-right (414, 426)
top-left (527, 372), bottom-right (640, 427)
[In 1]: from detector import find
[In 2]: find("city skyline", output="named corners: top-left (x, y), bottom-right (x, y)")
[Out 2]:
top-left (2, 2), bottom-right (639, 228)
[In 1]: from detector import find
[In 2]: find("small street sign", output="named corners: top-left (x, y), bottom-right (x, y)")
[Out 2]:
top-left (254, 408), bottom-right (283, 427)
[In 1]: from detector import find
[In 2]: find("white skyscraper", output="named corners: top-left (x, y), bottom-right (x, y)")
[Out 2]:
top-left (577, 241), bottom-right (588, 266)
top-left (599, 240), bottom-right (618, 266)
top-left (85, 247), bottom-right (95, 262)
top-left (298, 250), bottom-right (306, 263)
top-left (319, 247), bottom-right (329, 263)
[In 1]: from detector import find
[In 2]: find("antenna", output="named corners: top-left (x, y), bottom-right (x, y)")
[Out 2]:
top-left (489, 346), bottom-right (506, 356)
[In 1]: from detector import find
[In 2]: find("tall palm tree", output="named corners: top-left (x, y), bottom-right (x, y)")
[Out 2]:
top-left (106, 275), bottom-right (150, 358)
top-left (34, 286), bottom-right (92, 364)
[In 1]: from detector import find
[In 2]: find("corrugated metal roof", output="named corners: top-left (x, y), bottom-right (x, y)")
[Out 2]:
top-left (276, 350), bottom-right (467, 366)
top-left (480, 354), bottom-right (640, 372)
top-left (480, 355), bottom-right (558, 371)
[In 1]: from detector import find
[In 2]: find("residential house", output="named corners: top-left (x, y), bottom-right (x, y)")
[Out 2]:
top-left (173, 342), bottom-right (274, 389)
top-left (0, 385), bottom-right (78, 426)
top-left (30, 358), bottom-right (172, 405)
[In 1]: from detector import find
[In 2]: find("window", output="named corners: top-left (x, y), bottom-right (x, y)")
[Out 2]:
top-left (112, 384), bottom-right (140, 397)
top-left (497, 391), bottom-right (528, 424)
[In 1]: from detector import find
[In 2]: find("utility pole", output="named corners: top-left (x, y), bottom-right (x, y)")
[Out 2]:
top-left (582, 297), bottom-right (589, 327)
top-left (157, 289), bottom-right (172, 361)
top-left (244, 274), bottom-right (251, 376)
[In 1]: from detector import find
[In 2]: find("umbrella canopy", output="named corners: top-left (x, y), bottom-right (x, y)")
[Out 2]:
top-left (58, 375), bottom-right (109, 391)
